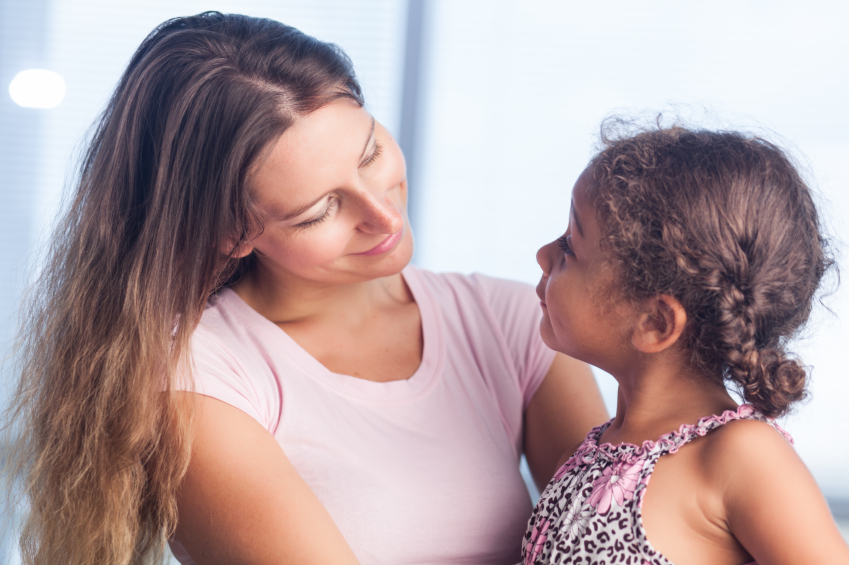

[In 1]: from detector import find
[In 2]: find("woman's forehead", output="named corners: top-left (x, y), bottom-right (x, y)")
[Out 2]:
top-left (251, 100), bottom-right (373, 206)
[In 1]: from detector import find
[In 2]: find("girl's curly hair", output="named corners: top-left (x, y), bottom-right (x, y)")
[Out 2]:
top-left (587, 122), bottom-right (834, 417)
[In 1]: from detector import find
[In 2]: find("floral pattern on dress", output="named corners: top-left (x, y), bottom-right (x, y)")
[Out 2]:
top-left (562, 495), bottom-right (593, 541)
top-left (520, 404), bottom-right (791, 565)
top-left (588, 458), bottom-right (643, 515)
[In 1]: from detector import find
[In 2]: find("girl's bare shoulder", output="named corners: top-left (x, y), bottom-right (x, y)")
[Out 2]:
top-left (697, 417), bottom-right (795, 478)
top-left (695, 417), bottom-right (849, 564)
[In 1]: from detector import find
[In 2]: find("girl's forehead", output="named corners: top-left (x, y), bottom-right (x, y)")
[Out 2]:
top-left (570, 173), bottom-right (595, 220)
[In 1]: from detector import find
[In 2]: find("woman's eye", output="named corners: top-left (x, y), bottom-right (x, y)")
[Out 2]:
top-left (361, 142), bottom-right (382, 168)
top-left (296, 199), bottom-right (338, 228)
top-left (557, 234), bottom-right (574, 256)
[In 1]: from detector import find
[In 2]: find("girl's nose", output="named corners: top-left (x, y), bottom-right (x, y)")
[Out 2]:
top-left (537, 241), bottom-right (555, 276)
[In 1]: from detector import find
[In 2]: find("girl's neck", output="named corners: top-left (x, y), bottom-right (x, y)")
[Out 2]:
top-left (600, 351), bottom-right (738, 447)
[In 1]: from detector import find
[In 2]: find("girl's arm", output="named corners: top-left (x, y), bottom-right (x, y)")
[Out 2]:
top-left (523, 353), bottom-right (609, 490)
top-left (717, 419), bottom-right (849, 564)
top-left (175, 394), bottom-right (361, 565)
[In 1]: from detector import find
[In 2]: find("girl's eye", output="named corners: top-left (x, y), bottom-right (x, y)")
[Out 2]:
top-left (557, 234), bottom-right (574, 256)
top-left (297, 198), bottom-right (338, 228)
top-left (361, 142), bottom-right (382, 168)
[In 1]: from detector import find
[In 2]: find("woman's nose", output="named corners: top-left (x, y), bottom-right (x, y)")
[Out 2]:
top-left (357, 188), bottom-right (404, 234)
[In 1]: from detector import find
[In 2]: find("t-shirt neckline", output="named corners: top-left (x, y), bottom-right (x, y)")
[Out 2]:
top-left (215, 265), bottom-right (443, 403)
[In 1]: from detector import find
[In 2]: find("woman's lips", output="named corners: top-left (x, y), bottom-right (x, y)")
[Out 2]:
top-left (355, 229), bottom-right (403, 256)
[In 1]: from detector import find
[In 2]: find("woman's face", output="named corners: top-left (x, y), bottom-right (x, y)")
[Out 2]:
top-left (242, 98), bottom-right (413, 286)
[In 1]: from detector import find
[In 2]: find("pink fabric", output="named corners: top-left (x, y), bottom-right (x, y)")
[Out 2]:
top-left (170, 266), bottom-right (556, 565)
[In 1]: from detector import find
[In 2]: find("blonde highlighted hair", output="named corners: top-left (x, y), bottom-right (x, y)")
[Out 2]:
top-left (3, 12), bottom-right (362, 564)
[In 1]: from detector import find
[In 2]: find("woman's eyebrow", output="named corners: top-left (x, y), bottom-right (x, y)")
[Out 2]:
top-left (359, 116), bottom-right (376, 162)
top-left (571, 200), bottom-right (585, 237)
top-left (274, 117), bottom-right (377, 221)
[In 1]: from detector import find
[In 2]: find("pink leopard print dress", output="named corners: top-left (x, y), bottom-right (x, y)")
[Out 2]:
top-left (521, 404), bottom-right (792, 565)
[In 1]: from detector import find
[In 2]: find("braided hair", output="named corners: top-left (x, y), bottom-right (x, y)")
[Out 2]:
top-left (588, 123), bottom-right (833, 417)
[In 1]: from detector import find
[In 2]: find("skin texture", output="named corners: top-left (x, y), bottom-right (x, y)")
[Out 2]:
top-left (535, 169), bottom-right (849, 565)
top-left (175, 99), bottom-right (608, 564)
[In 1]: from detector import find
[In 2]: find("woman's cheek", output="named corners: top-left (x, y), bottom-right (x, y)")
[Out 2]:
top-left (302, 223), bottom-right (356, 264)
top-left (378, 137), bottom-right (407, 191)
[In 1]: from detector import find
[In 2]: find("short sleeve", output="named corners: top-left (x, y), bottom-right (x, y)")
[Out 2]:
top-left (183, 329), bottom-right (268, 429)
top-left (470, 274), bottom-right (557, 409)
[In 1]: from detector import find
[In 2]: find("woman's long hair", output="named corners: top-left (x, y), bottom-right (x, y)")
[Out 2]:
top-left (4, 12), bottom-right (362, 564)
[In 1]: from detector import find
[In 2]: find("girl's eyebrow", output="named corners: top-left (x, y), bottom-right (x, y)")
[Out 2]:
top-left (571, 199), bottom-right (585, 237)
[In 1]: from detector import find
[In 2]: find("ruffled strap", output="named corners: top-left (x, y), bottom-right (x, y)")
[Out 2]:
top-left (659, 404), bottom-right (793, 456)
top-left (554, 404), bottom-right (792, 474)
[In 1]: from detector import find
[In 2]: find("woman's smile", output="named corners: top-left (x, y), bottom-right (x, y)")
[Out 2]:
top-left (355, 227), bottom-right (405, 256)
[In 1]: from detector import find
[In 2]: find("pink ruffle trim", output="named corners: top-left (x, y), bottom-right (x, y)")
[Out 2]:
top-left (558, 404), bottom-right (793, 471)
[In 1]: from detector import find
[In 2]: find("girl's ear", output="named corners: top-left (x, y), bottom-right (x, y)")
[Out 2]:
top-left (630, 295), bottom-right (687, 353)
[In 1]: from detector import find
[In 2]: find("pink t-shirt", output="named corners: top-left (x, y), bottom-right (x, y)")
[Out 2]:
top-left (170, 266), bottom-right (556, 565)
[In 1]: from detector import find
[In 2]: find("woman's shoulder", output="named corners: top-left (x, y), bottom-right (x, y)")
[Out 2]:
top-left (187, 288), bottom-right (283, 431)
top-left (406, 266), bottom-right (552, 392)
top-left (194, 288), bottom-right (264, 341)
top-left (405, 265), bottom-right (538, 310)
top-left (189, 288), bottom-right (280, 374)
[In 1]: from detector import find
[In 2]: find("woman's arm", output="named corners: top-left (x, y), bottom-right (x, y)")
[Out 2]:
top-left (175, 394), bottom-right (361, 565)
top-left (523, 353), bottom-right (609, 490)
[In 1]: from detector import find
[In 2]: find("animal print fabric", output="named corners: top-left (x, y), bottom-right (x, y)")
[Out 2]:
top-left (520, 404), bottom-right (791, 565)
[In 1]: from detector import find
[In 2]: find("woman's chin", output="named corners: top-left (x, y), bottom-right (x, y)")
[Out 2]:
top-left (367, 233), bottom-right (414, 280)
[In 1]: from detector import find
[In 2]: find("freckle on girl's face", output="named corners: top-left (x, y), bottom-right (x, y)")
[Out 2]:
top-left (535, 169), bottom-right (633, 374)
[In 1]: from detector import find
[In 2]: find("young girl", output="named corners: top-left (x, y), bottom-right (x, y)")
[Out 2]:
top-left (525, 125), bottom-right (849, 565)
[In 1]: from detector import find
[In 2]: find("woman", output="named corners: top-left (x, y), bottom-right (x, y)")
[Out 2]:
top-left (7, 12), bottom-right (606, 565)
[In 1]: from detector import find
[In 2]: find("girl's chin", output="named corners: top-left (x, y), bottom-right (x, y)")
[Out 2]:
top-left (538, 321), bottom-right (561, 352)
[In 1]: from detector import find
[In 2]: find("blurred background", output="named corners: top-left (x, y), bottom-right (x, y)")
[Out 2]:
top-left (1, 0), bottom-right (847, 561)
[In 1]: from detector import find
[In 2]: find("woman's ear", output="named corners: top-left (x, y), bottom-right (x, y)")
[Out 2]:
top-left (630, 295), bottom-right (687, 354)
top-left (222, 238), bottom-right (254, 259)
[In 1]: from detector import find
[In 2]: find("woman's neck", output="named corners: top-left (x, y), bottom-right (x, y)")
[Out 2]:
top-left (228, 262), bottom-right (422, 383)
top-left (600, 350), bottom-right (738, 446)
top-left (230, 263), bottom-right (413, 328)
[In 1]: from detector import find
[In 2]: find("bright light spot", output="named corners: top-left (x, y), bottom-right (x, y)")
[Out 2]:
top-left (8, 544), bottom-right (22, 565)
top-left (8, 69), bottom-right (66, 108)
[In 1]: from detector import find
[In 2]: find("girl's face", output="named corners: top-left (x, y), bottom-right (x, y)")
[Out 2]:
top-left (535, 169), bottom-right (635, 374)
top-left (241, 98), bottom-right (413, 286)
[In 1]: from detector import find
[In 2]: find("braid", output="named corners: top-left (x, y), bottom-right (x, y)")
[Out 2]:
top-left (710, 273), bottom-right (807, 417)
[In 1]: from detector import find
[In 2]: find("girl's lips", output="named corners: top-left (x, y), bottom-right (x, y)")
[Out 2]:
top-left (536, 284), bottom-right (546, 306)
top-left (355, 229), bottom-right (403, 256)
